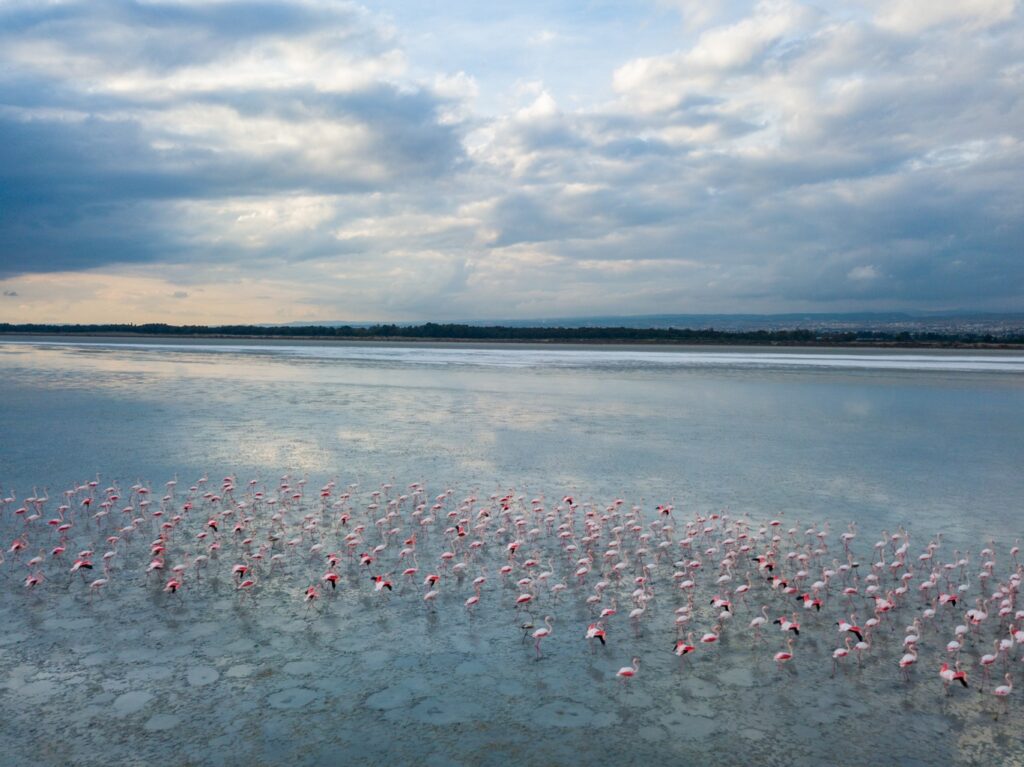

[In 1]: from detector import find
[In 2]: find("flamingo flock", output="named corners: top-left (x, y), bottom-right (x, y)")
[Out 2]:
top-left (2, 474), bottom-right (1022, 710)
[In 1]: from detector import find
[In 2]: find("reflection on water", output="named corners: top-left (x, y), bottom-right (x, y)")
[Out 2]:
top-left (1, 339), bottom-right (1020, 540)
top-left (8, 337), bottom-right (1024, 372)
top-left (0, 338), bottom-right (1022, 766)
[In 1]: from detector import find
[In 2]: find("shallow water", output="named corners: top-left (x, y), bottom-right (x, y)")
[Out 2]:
top-left (0, 338), bottom-right (1022, 766)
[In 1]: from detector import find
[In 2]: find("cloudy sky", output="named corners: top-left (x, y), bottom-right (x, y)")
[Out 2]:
top-left (0, 0), bottom-right (1021, 323)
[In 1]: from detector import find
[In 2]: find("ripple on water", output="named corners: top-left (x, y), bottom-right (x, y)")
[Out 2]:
top-left (453, 659), bottom-right (487, 677)
top-left (118, 648), bottom-right (155, 664)
top-left (47, 617), bottom-right (96, 632)
top-left (144, 713), bottom-right (181, 732)
top-left (682, 676), bottom-right (719, 699)
top-left (638, 724), bottom-right (668, 742)
top-left (283, 661), bottom-right (318, 675)
top-left (360, 649), bottom-right (392, 670)
top-left (661, 699), bottom-right (713, 720)
top-left (224, 638), bottom-right (257, 653)
top-left (112, 690), bottom-right (153, 717)
top-left (397, 695), bottom-right (481, 725)
top-left (0, 631), bottom-right (29, 647)
top-left (675, 713), bottom-right (719, 740)
top-left (17, 679), bottom-right (60, 700)
top-left (365, 677), bottom-right (432, 711)
top-left (186, 665), bottom-right (219, 686)
top-left (497, 679), bottom-right (526, 697)
top-left (267, 687), bottom-right (319, 710)
top-left (529, 699), bottom-right (601, 729)
top-left (720, 666), bottom-right (755, 687)
top-left (184, 622), bottom-right (219, 639)
top-left (127, 664), bottom-right (174, 682)
top-left (269, 636), bottom-right (298, 652)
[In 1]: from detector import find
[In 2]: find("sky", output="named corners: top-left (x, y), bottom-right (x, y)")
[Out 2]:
top-left (0, 0), bottom-right (1021, 324)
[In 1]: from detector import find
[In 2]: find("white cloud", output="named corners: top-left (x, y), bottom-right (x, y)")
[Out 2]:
top-left (516, 91), bottom-right (559, 122)
top-left (0, 0), bottom-right (1022, 321)
top-left (687, 0), bottom-right (810, 71)
top-left (528, 29), bottom-right (558, 46)
top-left (612, 0), bottom-right (813, 113)
top-left (874, 0), bottom-right (1017, 33)
top-left (847, 264), bottom-right (879, 281)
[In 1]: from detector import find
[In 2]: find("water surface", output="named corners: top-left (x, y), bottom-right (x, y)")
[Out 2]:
top-left (0, 338), bottom-right (1021, 766)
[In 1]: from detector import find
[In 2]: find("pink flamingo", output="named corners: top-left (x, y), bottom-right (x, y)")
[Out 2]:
top-left (599, 598), bottom-right (618, 619)
top-left (993, 673), bottom-right (1013, 718)
top-left (853, 638), bottom-right (871, 665)
top-left (673, 633), bottom-right (696, 666)
top-left (939, 662), bottom-right (969, 694)
top-left (237, 574), bottom-right (257, 604)
top-left (750, 606), bottom-right (769, 642)
top-left (979, 640), bottom-right (999, 689)
top-left (774, 638), bottom-right (795, 670)
top-left (700, 624), bottom-right (721, 645)
top-left (86, 577), bottom-right (107, 602)
top-left (532, 616), bottom-right (554, 658)
top-left (831, 637), bottom-right (852, 676)
top-left (899, 645), bottom-right (918, 681)
top-left (616, 657), bottom-right (640, 682)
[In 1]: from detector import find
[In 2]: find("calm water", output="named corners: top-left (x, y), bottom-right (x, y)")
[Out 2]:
top-left (0, 338), bottom-right (1022, 766)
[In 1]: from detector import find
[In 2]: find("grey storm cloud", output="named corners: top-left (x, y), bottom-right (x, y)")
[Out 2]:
top-left (0, 0), bottom-right (1021, 317)
top-left (0, 0), bottom-right (468, 277)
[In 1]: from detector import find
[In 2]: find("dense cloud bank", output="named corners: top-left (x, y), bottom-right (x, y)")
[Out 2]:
top-left (1, 0), bottom-right (1021, 322)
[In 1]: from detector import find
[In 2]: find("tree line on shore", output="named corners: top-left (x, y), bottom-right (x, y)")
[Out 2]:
top-left (1, 322), bottom-right (1021, 346)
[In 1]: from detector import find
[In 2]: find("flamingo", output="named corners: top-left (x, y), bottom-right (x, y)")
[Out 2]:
top-left (773, 614), bottom-right (800, 636)
top-left (853, 638), bottom-right (871, 665)
top-left (899, 645), bottom-right (918, 681)
top-left (519, 619), bottom-right (535, 644)
top-left (600, 598), bottom-right (618, 619)
top-left (87, 577), bottom-right (107, 601)
top-left (939, 662), bottom-right (969, 694)
top-left (979, 640), bottom-right (999, 689)
top-left (993, 673), bottom-right (1013, 718)
top-left (774, 638), bottom-right (795, 670)
top-left (628, 603), bottom-right (646, 636)
top-left (303, 585), bottom-right (318, 608)
top-left (837, 617), bottom-right (864, 642)
top-left (700, 625), bottom-right (721, 645)
top-left (616, 657), bottom-right (640, 682)
top-left (831, 638), bottom-right (853, 676)
top-left (532, 616), bottom-right (554, 657)
top-left (673, 633), bottom-right (696, 663)
top-left (749, 606), bottom-right (769, 641)
top-left (237, 575), bottom-right (257, 604)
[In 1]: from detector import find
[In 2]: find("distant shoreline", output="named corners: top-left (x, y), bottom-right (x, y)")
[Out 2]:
top-left (2, 329), bottom-right (1022, 351)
